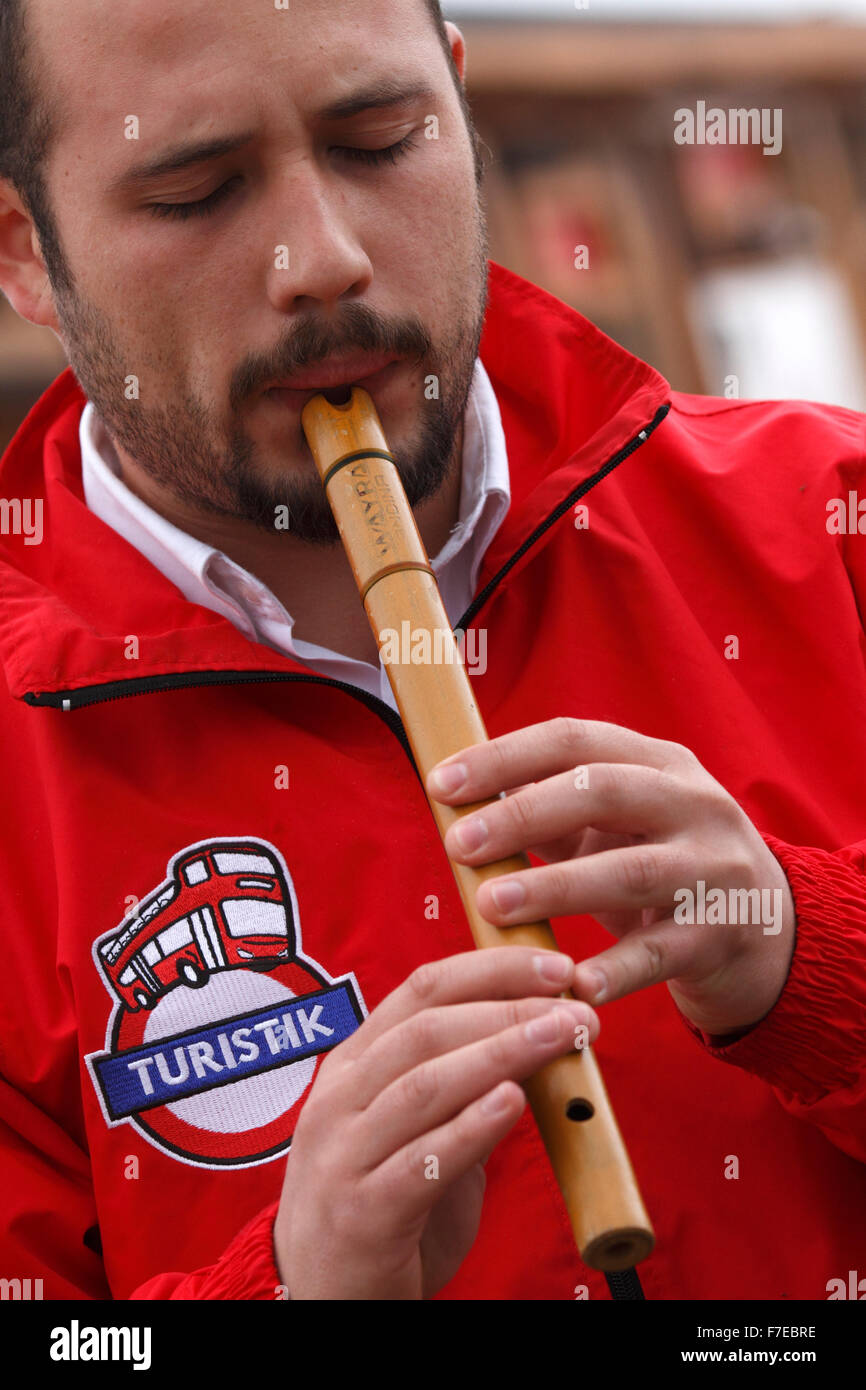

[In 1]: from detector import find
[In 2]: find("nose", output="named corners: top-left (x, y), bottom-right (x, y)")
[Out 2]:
top-left (265, 166), bottom-right (373, 314)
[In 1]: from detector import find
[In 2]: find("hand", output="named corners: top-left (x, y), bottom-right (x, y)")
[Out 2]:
top-left (274, 947), bottom-right (599, 1299)
top-left (427, 717), bottom-right (796, 1037)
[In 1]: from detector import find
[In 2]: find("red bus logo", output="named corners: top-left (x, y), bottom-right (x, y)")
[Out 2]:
top-left (99, 841), bottom-right (296, 1011)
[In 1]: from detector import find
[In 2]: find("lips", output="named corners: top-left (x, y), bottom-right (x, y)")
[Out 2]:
top-left (263, 352), bottom-right (401, 400)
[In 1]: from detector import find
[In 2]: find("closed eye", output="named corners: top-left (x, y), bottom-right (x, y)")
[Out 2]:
top-left (147, 133), bottom-right (418, 221)
top-left (148, 175), bottom-right (243, 221)
top-left (332, 132), bottom-right (418, 167)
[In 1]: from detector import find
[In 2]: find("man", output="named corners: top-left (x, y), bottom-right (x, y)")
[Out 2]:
top-left (0, 0), bottom-right (863, 1302)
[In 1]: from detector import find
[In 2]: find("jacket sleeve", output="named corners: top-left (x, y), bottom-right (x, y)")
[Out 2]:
top-left (0, 1065), bottom-right (284, 1299)
top-left (129, 1201), bottom-right (284, 1299)
top-left (680, 832), bottom-right (866, 1165)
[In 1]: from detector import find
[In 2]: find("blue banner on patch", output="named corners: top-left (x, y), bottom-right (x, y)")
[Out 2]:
top-left (91, 983), bottom-right (361, 1119)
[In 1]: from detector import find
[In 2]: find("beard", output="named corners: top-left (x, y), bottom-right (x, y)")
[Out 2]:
top-left (53, 210), bottom-right (490, 547)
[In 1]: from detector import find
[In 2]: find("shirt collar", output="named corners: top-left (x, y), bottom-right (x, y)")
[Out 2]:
top-left (79, 358), bottom-right (510, 651)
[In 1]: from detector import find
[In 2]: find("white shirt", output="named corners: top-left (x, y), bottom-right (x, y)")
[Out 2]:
top-left (79, 359), bottom-right (511, 715)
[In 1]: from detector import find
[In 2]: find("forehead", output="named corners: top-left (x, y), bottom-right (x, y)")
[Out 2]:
top-left (30, 0), bottom-right (434, 168)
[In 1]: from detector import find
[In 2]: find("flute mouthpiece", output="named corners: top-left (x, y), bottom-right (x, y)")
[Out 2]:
top-left (301, 387), bottom-right (391, 486)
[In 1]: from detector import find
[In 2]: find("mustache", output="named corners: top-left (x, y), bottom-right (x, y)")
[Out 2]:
top-left (233, 304), bottom-right (432, 406)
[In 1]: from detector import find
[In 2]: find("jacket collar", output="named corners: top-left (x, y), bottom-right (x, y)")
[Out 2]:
top-left (0, 260), bottom-right (670, 703)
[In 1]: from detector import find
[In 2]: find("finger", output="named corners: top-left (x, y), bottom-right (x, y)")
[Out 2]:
top-left (370, 1080), bottom-right (527, 1229)
top-left (476, 842), bottom-right (693, 926)
top-left (336, 947), bottom-right (577, 1062)
top-left (344, 995), bottom-right (600, 1111)
top-left (359, 1002), bottom-right (591, 1168)
top-left (443, 763), bottom-right (687, 865)
top-left (426, 716), bottom-right (694, 804)
top-left (571, 919), bottom-right (716, 1005)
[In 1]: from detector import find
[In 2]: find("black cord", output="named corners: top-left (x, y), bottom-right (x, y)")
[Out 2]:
top-left (605, 1267), bottom-right (646, 1300)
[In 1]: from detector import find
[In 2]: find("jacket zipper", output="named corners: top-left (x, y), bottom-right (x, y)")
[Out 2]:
top-left (26, 668), bottom-right (424, 775)
top-left (23, 403), bottom-right (671, 754)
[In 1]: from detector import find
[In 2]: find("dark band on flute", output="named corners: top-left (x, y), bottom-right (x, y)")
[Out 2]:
top-left (321, 448), bottom-right (397, 491)
top-left (360, 561), bottom-right (437, 606)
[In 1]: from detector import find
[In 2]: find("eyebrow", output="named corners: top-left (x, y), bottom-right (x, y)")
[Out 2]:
top-left (110, 80), bottom-right (436, 194)
top-left (318, 79), bottom-right (436, 122)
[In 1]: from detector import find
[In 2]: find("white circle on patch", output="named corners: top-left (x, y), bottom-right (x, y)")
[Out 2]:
top-left (142, 970), bottom-right (317, 1134)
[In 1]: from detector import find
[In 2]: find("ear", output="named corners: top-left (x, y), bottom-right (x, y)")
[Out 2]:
top-left (444, 21), bottom-right (467, 85)
top-left (0, 179), bottom-right (61, 331)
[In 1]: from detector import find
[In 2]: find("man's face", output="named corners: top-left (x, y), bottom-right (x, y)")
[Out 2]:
top-left (30, 0), bottom-right (488, 543)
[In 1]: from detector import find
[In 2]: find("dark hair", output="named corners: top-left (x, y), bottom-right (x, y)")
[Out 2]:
top-left (425, 0), bottom-right (485, 185)
top-left (0, 0), bottom-right (73, 290)
top-left (0, 0), bottom-right (479, 297)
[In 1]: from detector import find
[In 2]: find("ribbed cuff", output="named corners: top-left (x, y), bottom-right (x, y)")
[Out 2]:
top-left (680, 833), bottom-right (866, 1103)
top-left (194, 1200), bottom-right (283, 1300)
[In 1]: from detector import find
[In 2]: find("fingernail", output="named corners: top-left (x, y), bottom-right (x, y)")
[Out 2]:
top-left (429, 761), bottom-right (468, 796)
top-left (454, 816), bottom-right (487, 853)
top-left (491, 880), bottom-right (526, 914)
top-left (481, 1082), bottom-right (514, 1116)
top-left (534, 953), bottom-right (573, 984)
top-left (584, 970), bottom-right (608, 1003)
top-left (526, 1012), bottom-right (562, 1042)
top-left (552, 1001), bottom-right (589, 1019)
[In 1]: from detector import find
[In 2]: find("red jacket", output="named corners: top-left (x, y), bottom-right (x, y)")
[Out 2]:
top-left (1, 261), bottom-right (864, 1301)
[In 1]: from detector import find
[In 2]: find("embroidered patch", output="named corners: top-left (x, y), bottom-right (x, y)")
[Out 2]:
top-left (85, 836), bottom-right (366, 1169)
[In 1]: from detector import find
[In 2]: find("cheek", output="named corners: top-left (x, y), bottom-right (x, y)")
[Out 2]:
top-left (377, 156), bottom-right (481, 308)
top-left (376, 121), bottom-right (480, 247)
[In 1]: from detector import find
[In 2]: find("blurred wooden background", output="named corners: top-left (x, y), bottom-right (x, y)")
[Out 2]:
top-left (3, 19), bottom-right (866, 450)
